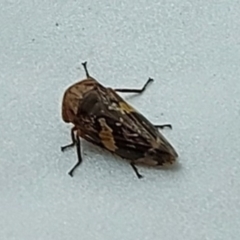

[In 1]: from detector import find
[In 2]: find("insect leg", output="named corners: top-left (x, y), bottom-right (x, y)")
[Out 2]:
top-left (82, 61), bottom-right (90, 78)
top-left (61, 127), bottom-right (77, 151)
top-left (114, 78), bottom-right (154, 93)
top-left (155, 124), bottom-right (172, 129)
top-left (130, 162), bottom-right (143, 179)
top-left (68, 136), bottom-right (83, 177)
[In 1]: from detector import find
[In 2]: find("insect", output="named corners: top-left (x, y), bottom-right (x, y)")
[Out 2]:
top-left (61, 62), bottom-right (178, 178)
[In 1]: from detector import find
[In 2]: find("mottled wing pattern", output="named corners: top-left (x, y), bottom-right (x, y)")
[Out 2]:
top-left (75, 84), bottom-right (161, 160)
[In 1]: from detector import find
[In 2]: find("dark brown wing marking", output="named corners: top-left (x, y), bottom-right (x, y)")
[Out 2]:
top-left (74, 85), bottom-right (164, 160)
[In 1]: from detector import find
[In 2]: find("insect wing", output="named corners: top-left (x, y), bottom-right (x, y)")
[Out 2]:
top-left (76, 85), bottom-right (160, 160)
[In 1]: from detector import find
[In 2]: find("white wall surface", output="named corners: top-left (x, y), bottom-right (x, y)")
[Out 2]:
top-left (1, 1), bottom-right (240, 240)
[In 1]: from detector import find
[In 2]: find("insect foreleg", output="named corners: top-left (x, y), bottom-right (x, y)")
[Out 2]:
top-left (61, 127), bottom-right (77, 151)
top-left (114, 78), bottom-right (153, 93)
top-left (68, 136), bottom-right (83, 177)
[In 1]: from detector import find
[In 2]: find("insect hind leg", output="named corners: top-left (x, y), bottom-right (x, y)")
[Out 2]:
top-left (115, 78), bottom-right (154, 94)
top-left (130, 162), bottom-right (143, 179)
top-left (155, 124), bottom-right (172, 129)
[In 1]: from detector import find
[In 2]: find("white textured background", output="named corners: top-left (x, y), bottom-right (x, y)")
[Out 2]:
top-left (1, 1), bottom-right (240, 240)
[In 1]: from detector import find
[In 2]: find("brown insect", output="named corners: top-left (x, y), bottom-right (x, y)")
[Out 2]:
top-left (61, 62), bottom-right (178, 178)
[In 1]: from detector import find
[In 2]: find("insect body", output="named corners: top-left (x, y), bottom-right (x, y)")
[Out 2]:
top-left (61, 62), bottom-right (178, 178)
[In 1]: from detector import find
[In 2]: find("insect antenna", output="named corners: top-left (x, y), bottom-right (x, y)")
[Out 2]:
top-left (82, 61), bottom-right (90, 78)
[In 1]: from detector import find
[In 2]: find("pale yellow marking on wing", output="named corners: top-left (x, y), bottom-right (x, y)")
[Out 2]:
top-left (119, 101), bottom-right (135, 113)
top-left (108, 101), bottom-right (135, 114)
top-left (98, 118), bottom-right (117, 151)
